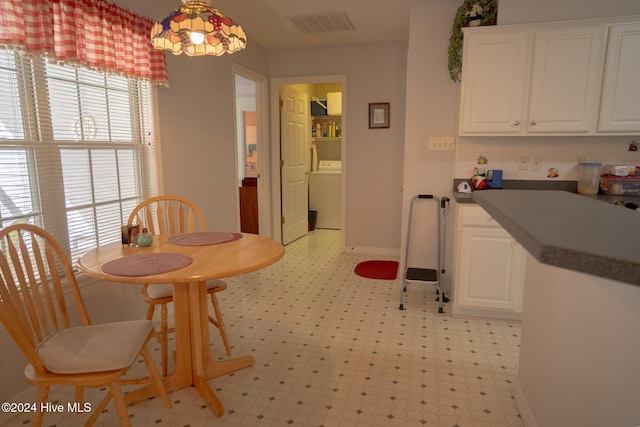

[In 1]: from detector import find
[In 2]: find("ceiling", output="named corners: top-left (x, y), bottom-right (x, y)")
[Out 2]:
top-left (112, 0), bottom-right (411, 50)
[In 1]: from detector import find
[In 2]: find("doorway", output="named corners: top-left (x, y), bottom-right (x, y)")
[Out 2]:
top-left (233, 65), bottom-right (270, 236)
top-left (269, 75), bottom-right (347, 249)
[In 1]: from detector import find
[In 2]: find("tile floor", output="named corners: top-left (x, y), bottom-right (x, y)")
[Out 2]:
top-left (3, 229), bottom-right (523, 427)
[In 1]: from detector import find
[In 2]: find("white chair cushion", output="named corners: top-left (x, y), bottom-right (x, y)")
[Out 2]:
top-left (145, 283), bottom-right (173, 299)
top-left (146, 280), bottom-right (226, 300)
top-left (37, 320), bottom-right (153, 374)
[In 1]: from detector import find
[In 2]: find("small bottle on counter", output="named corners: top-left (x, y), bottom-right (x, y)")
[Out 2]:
top-left (322, 121), bottom-right (328, 138)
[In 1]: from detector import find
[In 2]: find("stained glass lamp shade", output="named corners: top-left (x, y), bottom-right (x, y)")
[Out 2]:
top-left (151, 1), bottom-right (247, 56)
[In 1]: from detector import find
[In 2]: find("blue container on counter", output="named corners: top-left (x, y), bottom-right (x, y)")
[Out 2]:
top-left (486, 170), bottom-right (503, 189)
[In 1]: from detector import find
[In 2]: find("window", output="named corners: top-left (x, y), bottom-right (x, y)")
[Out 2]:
top-left (0, 47), bottom-right (158, 263)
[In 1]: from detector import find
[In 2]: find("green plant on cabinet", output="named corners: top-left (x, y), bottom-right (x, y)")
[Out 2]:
top-left (448, 0), bottom-right (498, 82)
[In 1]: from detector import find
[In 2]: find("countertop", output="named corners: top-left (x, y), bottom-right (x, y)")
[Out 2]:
top-left (453, 179), bottom-right (578, 203)
top-left (472, 190), bottom-right (640, 286)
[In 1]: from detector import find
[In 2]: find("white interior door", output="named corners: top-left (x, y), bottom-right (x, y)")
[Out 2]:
top-left (280, 86), bottom-right (309, 244)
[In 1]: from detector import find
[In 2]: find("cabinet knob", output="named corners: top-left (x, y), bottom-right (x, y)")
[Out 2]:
top-left (514, 121), bottom-right (520, 126)
top-left (530, 120), bottom-right (537, 126)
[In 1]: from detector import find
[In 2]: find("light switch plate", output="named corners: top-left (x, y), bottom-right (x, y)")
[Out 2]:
top-left (518, 154), bottom-right (530, 170)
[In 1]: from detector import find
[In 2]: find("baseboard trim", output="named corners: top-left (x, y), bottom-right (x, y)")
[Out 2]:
top-left (345, 246), bottom-right (400, 256)
top-left (452, 305), bottom-right (522, 321)
top-left (512, 378), bottom-right (538, 427)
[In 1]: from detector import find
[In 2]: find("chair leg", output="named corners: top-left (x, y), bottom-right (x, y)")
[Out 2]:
top-left (86, 389), bottom-right (113, 427)
top-left (75, 385), bottom-right (84, 404)
top-left (145, 302), bottom-right (155, 321)
top-left (31, 386), bottom-right (49, 427)
top-left (110, 381), bottom-right (132, 427)
top-left (209, 293), bottom-right (231, 356)
top-left (140, 347), bottom-right (172, 409)
top-left (160, 302), bottom-right (169, 376)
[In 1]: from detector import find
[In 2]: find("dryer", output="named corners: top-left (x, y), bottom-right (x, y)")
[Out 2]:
top-left (309, 161), bottom-right (341, 229)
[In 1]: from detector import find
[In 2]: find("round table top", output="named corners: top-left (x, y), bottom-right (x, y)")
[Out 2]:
top-left (77, 232), bottom-right (285, 284)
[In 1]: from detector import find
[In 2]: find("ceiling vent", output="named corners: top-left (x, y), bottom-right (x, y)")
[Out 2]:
top-left (286, 12), bottom-right (355, 34)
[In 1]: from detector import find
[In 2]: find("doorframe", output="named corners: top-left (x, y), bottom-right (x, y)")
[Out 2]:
top-left (269, 74), bottom-right (347, 249)
top-left (232, 64), bottom-right (271, 237)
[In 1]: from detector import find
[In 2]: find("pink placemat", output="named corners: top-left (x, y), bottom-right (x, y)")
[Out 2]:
top-left (101, 253), bottom-right (192, 277)
top-left (167, 231), bottom-right (243, 246)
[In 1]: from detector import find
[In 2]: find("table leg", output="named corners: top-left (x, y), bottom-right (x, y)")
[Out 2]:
top-left (188, 281), bottom-right (224, 416)
top-left (123, 284), bottom-right (193, 405)
top-left (124, 281), bottom-right (255, 416)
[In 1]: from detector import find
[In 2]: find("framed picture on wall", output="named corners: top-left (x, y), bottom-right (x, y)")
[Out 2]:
top-left (369, 103), bottom-right (390, 129)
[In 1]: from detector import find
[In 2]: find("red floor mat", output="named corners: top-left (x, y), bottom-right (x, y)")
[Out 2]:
top-left (354, 260), bottom-right (399, 280)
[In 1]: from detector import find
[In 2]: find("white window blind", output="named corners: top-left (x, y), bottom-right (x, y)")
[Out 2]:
top-left (0, 47), bottom-right (159, 263)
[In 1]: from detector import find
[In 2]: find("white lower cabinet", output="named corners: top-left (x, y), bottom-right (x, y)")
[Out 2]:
top-left (453, 205), bottom-right (525, 320)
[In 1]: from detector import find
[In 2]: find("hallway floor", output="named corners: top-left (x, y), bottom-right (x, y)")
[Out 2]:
top-left (3, 230), bottom-right (523, 427)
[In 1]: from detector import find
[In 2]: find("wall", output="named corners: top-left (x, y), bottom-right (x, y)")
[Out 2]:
top-left (401, 0), bottom-right (461, 286)
top-left (456, 137), bottom-right (640, 181)
top-left (269, 43), bottom-right (408, 253)
top-left (155, 43), bottom-right (269, 232)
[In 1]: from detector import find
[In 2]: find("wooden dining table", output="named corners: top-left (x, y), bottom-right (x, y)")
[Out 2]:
top-left (77, 232), bottom-right (284, 417)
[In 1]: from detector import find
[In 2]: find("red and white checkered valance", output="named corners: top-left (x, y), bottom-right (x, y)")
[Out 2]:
top-left (0, 0), bottom-right (168, 86)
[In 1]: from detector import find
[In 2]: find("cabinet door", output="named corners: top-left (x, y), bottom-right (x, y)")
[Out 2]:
top-left (456, 226), bottom-right (524, 311)
top-left (528, 26), bottom-right (603, 133)
top-left (460, 31), bottom-right (529, 134)
top-left (599, 22), bottom-right (640, 133)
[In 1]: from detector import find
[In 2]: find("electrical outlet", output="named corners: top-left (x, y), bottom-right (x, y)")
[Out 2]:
top-left (442, 137), bottom-right (456, 151)
top-left (531, 156), bottom-right (542, 171)
top-left (518, 154), bottom-right (530, 170)
top-left (429, 137), bottom-right (456, 151)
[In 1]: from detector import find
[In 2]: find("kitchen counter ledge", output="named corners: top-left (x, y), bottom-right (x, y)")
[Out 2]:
top-left (472, 190), bottom-right (640, 286)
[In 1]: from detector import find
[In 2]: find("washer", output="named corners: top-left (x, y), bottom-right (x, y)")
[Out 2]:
top-left (309, 161), bottom-right (341, 229)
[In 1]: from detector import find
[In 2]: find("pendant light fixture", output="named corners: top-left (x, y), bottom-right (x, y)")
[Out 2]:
top-left (151, 1), bottom-right (247, 56)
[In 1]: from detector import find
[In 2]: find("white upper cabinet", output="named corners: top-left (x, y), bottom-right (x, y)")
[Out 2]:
top-left (460, 22), bottom-right (606, 136)
top-left (460, 31), bottom-right (529, 134)
top-left (528, 26), bottom-right (603, 133)
top-left (598, 22), bottom-right (640, 133)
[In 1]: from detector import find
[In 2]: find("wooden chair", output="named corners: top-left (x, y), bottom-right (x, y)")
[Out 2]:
top-left (0, 224), bottom-right (171, 427)
top-left (127, 195), bottom-right (231, 376)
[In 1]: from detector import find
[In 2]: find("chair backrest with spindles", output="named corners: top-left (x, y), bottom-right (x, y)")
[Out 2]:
top-left (0, 223), bottom-right (91, 375)
top-left (127, 195), bottom-right (206, 236)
